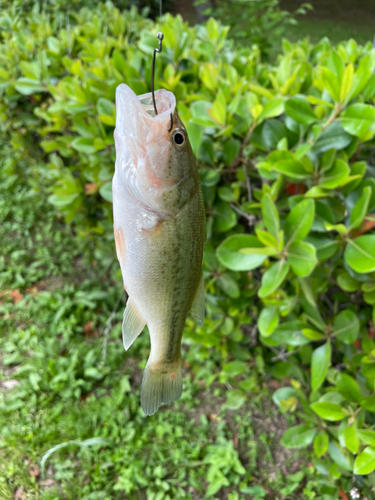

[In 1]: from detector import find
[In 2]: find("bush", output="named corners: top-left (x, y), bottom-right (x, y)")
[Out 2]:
top-left (3, 2), bottom-right (375, 496)
top-left (208, 0), bottom-right (312, 56)
top-left (0, 0), bottom-right (173, 20)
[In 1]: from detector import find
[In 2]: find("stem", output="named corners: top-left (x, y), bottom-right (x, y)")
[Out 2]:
top-left (229, 203), bottom-right (256, 226)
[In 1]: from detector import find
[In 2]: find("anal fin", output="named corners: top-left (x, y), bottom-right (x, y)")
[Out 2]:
top-left (122, 299), bottom-right (146, 350)
top-left (189, 274), bottom-right (205, 326)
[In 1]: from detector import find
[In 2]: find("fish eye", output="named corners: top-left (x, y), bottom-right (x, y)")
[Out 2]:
top-left (172, 130), bottom-right (185, 147)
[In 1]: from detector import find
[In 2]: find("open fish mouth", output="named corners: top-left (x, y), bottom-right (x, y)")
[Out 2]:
top-left (115, 84), bottom-right (176, 124)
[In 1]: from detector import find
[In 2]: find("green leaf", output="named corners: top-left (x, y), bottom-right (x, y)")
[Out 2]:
top-left (14, 77), bottom-right (44, 95)
top-left (97, 97), bottom-right (115, 117)
top-left (218, 273), bottom-right (240, 298)
top-left (350, 186), bottom-right (371, 229)
top-left (256, 230), bottom-right (278, 247)
top-left (302, 328), bottom-right (324, 340)
top-left (281, 425), bottom-right (317, 449)
top-left (19, 61), bottom-right (41, 80)
top-left (344, 425), bottom-right (359, 454)
top-left (310, 401), bottom-right (346, 421)
top-left (217, 235), bottom-right (267, 271)
top-left (186, 122), bottom-right (203, 158)
top-left (213, 201), bottom-right (236, 233)
top-left (341, 103), bottom-right (375, 138)
top-left (328, 442), bottom-right (352, 471)
top-left (225, 390), bottom-right (247, 410)
top-left (311, 341), bottom-right (331, 392)
top-left (284, 199), bottom-right (315, 243)
top-left (284, 95), bottom-right (316, 125)
top-left (358, 430), bottom-right (375, 446)
top-left (319, 159), bottom-right (349, 189)
top-left (272, 387), bottom-right (297, 408)
top-left (337, 271), bottom-right (360, 292)
top-left (359, 396), bottom-right (375, 412)
top-left (261, 193), bottom-right (279, 239)
top-left (260, 97), bottom-right (285, 119)
top-left (354, 447), bottom-right (375, 475)
top-left (97, 97), bottom-right (116, 126)
top-left (272, 159), bottom-right (310, 180)
top-left (286, 240), bottom-right (317, 277)
top-left (223, 139), bottom-right (240, 165)
top-left (339, 63), bottom-right (354, 102)
top-left (258, 307), bottom-right (279, 337)
top-left (314, 432), bottom-right (329, 457)
top-left (336, 373), bottom-right (362, 402)
top-left (313, 122), bottom-right (352, 154)
top-left (321, 67), bottom-right (340, 101)
top-left (258, 260), bottom-right (289, 298)
top-left (262, 120), bottom-right (286, 150)
top-left (345, 235), bottom-right (375, 273)
top-left (349, 52), bottom-right (375, 101)
top-left (71, 138), bottom-right (96, 154)
top-left (333, 309), bottom-right (359, 344)
top-left (268, 321), bottom-right (310, 347)
top-left (98, 182), bottom-right (113, 203)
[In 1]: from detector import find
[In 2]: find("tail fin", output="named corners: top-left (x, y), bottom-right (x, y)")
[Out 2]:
top-left (141, 358), bottom-right (182, 416)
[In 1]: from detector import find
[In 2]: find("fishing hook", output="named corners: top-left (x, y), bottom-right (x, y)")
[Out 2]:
top-left (151, 31), bottom-right (163, 117)
top-left (150, 1), bottom-right (173, 131)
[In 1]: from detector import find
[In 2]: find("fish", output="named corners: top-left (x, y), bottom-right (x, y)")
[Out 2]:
top-left (112, 84), bottom-right (206, 416)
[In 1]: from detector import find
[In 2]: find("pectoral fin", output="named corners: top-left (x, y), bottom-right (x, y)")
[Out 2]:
top-left (122, 299), bottom-right (146, 350)
top-left (189, 275), bottom-right (205, 326)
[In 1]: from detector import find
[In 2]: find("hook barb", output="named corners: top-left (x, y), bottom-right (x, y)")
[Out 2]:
top-left (151, 32), bottom-right (164, 117)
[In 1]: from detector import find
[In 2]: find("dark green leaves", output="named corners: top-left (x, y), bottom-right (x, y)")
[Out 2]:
top-left (311, 341), bottom-right (331, 391)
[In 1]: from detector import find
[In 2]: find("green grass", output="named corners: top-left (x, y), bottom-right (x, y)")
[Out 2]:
top-left (285, 17), bottom-right (375, 46)
top-left (0, 156), bottom-right (321, 499)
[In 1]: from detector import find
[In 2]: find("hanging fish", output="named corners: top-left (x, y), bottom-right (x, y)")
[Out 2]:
top-left (112, 84), bottom-right (206, 416)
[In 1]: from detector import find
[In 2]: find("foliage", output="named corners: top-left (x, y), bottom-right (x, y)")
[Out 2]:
top-left (0, 0), bottom-right (173, 20)
top-left (0, 160), bottom-right (315, 499)
top-left (2, 2), bottom-right (375, 498)
top-left (207, 0), bottom-right (312, 56)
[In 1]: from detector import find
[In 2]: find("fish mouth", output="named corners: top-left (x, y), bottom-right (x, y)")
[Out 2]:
top-left (115, 84), bottom-right (176, 126)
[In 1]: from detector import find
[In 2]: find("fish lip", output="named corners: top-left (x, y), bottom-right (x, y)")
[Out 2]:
top-left (115, 84), bottom-right (176, 123)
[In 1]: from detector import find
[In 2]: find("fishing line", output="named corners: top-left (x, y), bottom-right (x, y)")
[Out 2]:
top-left (151, 0), bottom-right (173, 131)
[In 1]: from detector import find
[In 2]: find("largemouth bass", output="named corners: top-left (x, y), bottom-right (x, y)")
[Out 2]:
top-left (112, 84), bottom-right (206, 416)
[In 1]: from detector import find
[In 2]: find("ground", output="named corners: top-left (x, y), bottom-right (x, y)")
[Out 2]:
top-left (0, 160), bottom-right (314, 499)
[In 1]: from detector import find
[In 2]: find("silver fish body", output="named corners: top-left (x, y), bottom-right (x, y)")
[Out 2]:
top-left (112, 84), bottom-right (205, 415)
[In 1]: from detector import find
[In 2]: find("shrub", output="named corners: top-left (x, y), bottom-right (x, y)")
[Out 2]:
top-left (208, 0), bottom-right (312, 56)
top-left (3, 3), bottom-right (375, 496)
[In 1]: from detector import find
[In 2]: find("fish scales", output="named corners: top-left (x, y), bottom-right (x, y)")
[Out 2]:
top-left (112, 84), bottom-right (205, 415)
